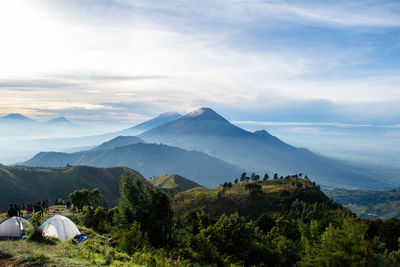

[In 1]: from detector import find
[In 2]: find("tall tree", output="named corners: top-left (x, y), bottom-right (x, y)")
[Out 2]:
top-left (240, 172), bottom-right (247, 182)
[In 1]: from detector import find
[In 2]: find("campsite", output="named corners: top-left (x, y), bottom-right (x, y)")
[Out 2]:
top-left (0, 204), bottom-right (180, 266)
top-left (1, 0), bottom-right (400, 266)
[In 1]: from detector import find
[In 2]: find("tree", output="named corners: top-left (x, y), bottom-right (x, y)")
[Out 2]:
top-left (222, 182), bottom-right (231, 190)
top-left (273, 173), bottom-right (278, 180)
top-left (255, 174), bottom-right (260, 181)
top-left (118, 170), bottom-right (172, 248)
top-left (89, 188), bottom-right (103, 209)
top-left (69, 188), bottom-right (103, 212)
top-left (240, 172), bottom-right (247, 182)
top-left (245, 183), bottom-right (262, 195)
top-left (251, 173), bottom-right (256, 181)
top-left (263, 173), bottom-right (269, 181)
top-left (234, 178), bottom-right (238, 184)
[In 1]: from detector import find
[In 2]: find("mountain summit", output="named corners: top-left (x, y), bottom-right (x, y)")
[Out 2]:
top-left (140, 107), bottom-right (392, 189)
top-left (1, 113), bottom-right (35, 121)
top-left (141, 107), bottom-right (248, 137)
top-left (185, 108), bottom-right (227, 121)
top-left (47, 117), bottom-right (72, 124)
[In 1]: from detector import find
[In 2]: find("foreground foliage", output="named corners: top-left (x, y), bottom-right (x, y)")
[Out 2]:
top-left (3, 172), bottom-right (400, 266)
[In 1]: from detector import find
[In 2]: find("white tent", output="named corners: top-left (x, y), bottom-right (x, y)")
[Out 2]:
top-left (0, 217), bottom-right (32, 238)
top-left (40, 214), bottom-right (80, 241)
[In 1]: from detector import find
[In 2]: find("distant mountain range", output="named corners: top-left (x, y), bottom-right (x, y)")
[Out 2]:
top-left (0, 165), bottom-right (145, 210)
top-left (0, 113), bottom-right (79, 137)
top-left (0, 113), bottom-right (74, 125)
top-left (20, 107), bottom-right (399, 189)
top-left (24, 141), bottom-right (243, 187)
top-left (139, 108), bottom-right (396, 189)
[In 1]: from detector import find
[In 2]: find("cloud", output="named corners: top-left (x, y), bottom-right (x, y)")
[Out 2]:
top-left (0, 0), bottom-right (399, 124)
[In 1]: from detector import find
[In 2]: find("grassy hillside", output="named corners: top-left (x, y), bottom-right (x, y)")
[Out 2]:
top-left (149, 174), bottom-right (202, 193)
top-left (0, 165), bottom-right (145, 210)
top-left (173, 177), bottom-right (342, 220)
top-left (326, 188), bottom-right (400, 220)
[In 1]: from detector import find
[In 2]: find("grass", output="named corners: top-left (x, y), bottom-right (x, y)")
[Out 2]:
top-left (173, 177), bottom-right (321, 219)
top-left (0, 206), bottom-right (190, 266)
top-left (149, 174), bottom-right (201, 193)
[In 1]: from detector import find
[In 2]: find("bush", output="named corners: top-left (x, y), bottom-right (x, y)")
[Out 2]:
top-left (119, 221), bottom-right (148, 255)
top-left (27, 212), bottom-right (44, 243)
top-left (84, 207), bottom-right (115, 233)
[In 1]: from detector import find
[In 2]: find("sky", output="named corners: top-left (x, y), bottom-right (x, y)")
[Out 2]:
top-left (0, 0), bottom-right (400, 126)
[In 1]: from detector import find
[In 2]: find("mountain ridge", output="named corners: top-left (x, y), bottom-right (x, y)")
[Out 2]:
top-left (140, 107), bottom-right (395, 189)
top-left (24, 142), bottom-right (243, 187)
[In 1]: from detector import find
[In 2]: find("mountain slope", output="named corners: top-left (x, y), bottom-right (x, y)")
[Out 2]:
top-left (140, 108), bottom-right (394, 189)
top-left (150, 174), bottom-right (202, 193)
top-left (118, 112), bottom-right (182, 136)
top-left (92, 136), bottom-right (144, 151)
top-left (24, 143), bottom-right (243, 187)
top-left (0, 165), bottom-right (145, 209)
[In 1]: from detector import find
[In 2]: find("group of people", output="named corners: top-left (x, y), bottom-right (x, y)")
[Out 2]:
top-left (6, 200), bottom-right (50, 218)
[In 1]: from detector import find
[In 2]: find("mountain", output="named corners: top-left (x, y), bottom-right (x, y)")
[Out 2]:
top-left (46, 116), bottom-right (75, 125)
top-left (0, 165), bottom-right (145, 209)
top-left (149, 174), bottom-right (202, 193)
top-left (18, 112), bottom-right (182, 153)
top-left (118, 112), bottom-right (182, 136)
top-left (140, 108), bottom-right (395, 189)
top-left (24, 143), bottom-right (243, 187)
top-left (92, 136), bottom-right (144, 151)
top-left (0, 113), bottom-right (36, 122)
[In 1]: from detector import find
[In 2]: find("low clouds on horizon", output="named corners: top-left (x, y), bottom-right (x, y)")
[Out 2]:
top-left (0, 0), bottom-right (399, 125)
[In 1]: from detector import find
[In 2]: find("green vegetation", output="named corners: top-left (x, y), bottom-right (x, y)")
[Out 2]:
top-left (326, 188), bottom-right (400, 219)
top-left (149, 174), bottom-right (202, 193)
top-left (3, 171), bottom-right (400, 266)
top-left (69, 188), bottom-right (103, 212)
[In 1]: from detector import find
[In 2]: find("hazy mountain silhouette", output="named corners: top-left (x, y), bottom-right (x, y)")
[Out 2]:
top-left (140, 108), bottom-right (395, 189)
top-left (92, 136), bottom-right (144, 151)
top-left (117, 112), bottom-right (182, 136)
top-left (46, 116), bottom-right (75, 125)
top-left (0, 113), bottom-right (36, 122)
top-left (24, 142), bottom-right (243, 187)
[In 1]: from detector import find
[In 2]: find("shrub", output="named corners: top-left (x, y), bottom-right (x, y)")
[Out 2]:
top-left (119, 221), bottom-right (148, 255)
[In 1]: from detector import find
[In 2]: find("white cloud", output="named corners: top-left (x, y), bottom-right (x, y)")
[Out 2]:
top-left (0, 0), bottom-right (399, 123)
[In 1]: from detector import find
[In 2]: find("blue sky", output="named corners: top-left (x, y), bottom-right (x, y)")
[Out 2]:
top-left (0, 0), bottom-right (399, 125)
